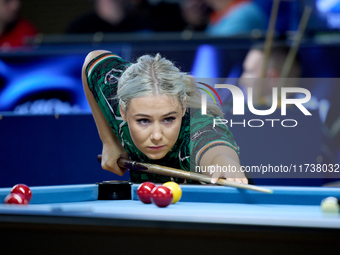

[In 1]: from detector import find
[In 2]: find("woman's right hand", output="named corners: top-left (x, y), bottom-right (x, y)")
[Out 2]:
top-left (101, 141), bottom-right (129, 176)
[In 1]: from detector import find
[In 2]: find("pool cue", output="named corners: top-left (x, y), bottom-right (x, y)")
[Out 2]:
top-left (258, 0), bottom-right (281, 104)
top-left (260, 0), bottom-right (280, 79)
top-left (278, 5), bottom-right (311, 88)
top-left (97, 155), bottom-right (273, 194)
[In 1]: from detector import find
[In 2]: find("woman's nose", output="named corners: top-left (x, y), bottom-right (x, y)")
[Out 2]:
top-left (150, 123), bottom-right (163, 141)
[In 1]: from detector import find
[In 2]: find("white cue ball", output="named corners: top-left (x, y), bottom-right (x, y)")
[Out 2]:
top-left (321, 197), bottom-right (340, 214)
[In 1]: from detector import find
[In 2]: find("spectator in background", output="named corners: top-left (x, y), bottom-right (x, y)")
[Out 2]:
top-left (0, 0), bottom-right (38, 49)
top-left (66, 0), bottom-right (207, 34)
top-left (181, 0), bottom-right (212, 32)
top-left (239, 42), bottom-right (340, 185)
top-left (204, 0), bottom-right (267, 36)
top-left (239, 43), bottom-right (301, 105)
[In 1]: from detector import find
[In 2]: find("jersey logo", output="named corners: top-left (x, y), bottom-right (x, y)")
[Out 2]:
top-left (191, 130), bottom-right (209, 140)
top-left (178, 151), bottom-right (190, 161)
top-left (105, 68), bottom-right (123, 85)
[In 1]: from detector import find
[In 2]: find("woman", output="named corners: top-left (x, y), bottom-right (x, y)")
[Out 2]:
top-left (82, 50), bottom-right (247, 184)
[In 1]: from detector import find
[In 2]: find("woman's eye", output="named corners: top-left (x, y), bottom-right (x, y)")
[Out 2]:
top-left (163, 117), bottom-right (176, 124)
top-left (137, 119), bottom-right (150, 125)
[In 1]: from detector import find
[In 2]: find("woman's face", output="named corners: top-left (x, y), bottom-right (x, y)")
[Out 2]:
top-left (120, 95), bottom-right (186, 160)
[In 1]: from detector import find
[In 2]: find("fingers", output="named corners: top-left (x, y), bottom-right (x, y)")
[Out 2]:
top-left (102, 162), bottom-right (127, 176)
top-left (101, 143), bottom-right (129, 176)
top-left (226, 178), bottom-right (248, 184)
top-left (114, 164), bottom-right (128, 176)
top-left (209, 167), bottom-right (248, 185)
top-left (101, 155), bottom-right (128, 176)
top-left (210, 171), bottom-right (222, 184)
top-left (212, 177), bottom-right (248, 185)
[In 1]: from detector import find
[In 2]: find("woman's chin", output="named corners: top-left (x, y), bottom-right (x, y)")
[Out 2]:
top-left (144, 151), bottom-right (168, 160)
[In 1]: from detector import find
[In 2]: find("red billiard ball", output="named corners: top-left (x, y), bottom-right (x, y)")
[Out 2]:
top-left (4, 193), bottom-right (29, 205)
top-left (151, 186), bottom-right (173, 207)
top-left (137, 182), bottom-right (156, 204)
top-left (11, 184), bottom-right (32, 202)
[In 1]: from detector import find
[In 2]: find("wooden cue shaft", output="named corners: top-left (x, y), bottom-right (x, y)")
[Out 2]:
top-left (260, 0), bottom-right (281, 79)
top-left (97, 155), bottom-right (272, 194)
top-left (257, 0), bottom-right (281, 104)
top-left (279, 5), bottom-right (311, 82)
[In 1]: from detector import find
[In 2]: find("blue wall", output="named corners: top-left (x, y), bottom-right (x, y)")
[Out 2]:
top-left (0, 113), bottom-right (129, 188)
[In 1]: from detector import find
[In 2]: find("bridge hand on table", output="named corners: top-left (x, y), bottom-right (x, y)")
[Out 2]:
top-left (209, 166), bottom-right (248, 185)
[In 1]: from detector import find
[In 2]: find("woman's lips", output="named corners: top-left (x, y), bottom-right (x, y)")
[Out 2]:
top-left (148, 146), bottom-right (165, 151)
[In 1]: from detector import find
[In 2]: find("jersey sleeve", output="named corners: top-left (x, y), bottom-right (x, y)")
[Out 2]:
top-left (189, 109), bottom-right (240, 168)
top-left (85, 53), bottom-right (130, 135)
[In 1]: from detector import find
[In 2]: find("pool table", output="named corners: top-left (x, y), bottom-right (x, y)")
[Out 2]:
top-left (0, 182), bottom-right (340, 255)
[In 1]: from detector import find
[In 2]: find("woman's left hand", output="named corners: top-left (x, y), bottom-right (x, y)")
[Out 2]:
top-left (210, 166), bottom-right (248, 185)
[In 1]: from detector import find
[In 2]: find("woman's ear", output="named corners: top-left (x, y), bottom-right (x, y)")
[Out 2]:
top-left (119, 104), bottom-right (127, 121)
top-left (182, 96), bottom-right (187, 117)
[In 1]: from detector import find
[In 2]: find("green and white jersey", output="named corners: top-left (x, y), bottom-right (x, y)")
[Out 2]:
top-left (86, 53), bottom-right (239, 183)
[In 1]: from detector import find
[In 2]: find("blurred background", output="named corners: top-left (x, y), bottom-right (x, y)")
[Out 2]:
top-left (1, 0), bottom-right (340, 187)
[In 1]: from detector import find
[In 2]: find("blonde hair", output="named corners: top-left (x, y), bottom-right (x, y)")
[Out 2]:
top-left (117, 53), bottom-right (223, 117)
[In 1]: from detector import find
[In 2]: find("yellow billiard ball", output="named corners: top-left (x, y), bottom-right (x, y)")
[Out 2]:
top-left (163, 182), bottom-right (182, 204)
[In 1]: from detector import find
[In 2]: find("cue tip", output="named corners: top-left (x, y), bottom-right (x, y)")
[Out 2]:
top-left (217, 179), bottom-right (273, 194)
top-left (250, 186), bottom-right (273, 194)
top-left (251, 185), bottom-right (273, 194)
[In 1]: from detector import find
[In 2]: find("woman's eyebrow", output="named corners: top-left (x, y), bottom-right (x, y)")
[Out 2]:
top-left (134, 113), bottom-right (151, 117)
top-left (162, 111), bottom-right (178, 117)
top-left (134, 111), bottom-right (178, 118)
